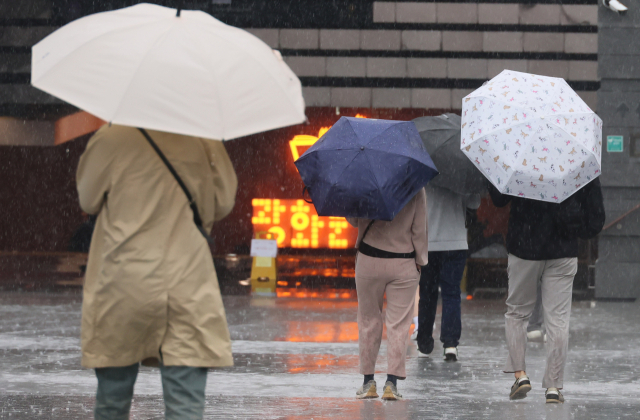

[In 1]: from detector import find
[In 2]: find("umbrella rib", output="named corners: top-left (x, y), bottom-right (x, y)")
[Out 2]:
top-left (548, 112), bottom-right (598, 139)
top-left (110, 24), bottom-right (180, 123)
top-left (362, 150), bottom-right (392, 220)
top-left (189, 19), bottom-right (303, 124)
top-left (186, 22), bottom-right (226, 140)
top-left (32, 18), bottom-right (164, 85)
top-left (313, 148), bottom-right (363, 214)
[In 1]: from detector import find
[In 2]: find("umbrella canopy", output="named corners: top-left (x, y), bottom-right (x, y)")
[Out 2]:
top-left (295, 117), bottom-right (438, 221)
top-left (413, 113), bottom-right (485, 195)
top-left (461, 70), bottom-right (602, 203)
top-left (31, 3), bottom-right (305, 140)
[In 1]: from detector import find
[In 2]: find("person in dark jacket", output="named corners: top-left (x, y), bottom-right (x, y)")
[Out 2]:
top-left (488, 177), bottom-right (605, 404)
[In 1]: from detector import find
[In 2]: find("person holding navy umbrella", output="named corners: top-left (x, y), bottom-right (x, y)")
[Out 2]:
top-left (295, 117), bottom-right (437, 400)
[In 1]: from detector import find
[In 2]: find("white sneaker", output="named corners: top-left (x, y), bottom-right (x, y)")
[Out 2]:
top-left (410, 330), bottom-right (418, 341)
top-left (417, 349), bottom-right (430, 358)
top-left (444, 347), bottom-right (458, 362)
top-left (527, 330), bottom-right (543, 342)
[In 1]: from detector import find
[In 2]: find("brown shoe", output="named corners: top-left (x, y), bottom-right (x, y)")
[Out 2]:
top-left (381, 381), bottom-right (403, 401)
top-left (509, 375), bottom-right (532, 400)
top-left (356, 380), bottom-right (378, 399)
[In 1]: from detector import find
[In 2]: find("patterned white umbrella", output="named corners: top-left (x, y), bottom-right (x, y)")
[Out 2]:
top-left (461, 70), bottom-right (602, 203)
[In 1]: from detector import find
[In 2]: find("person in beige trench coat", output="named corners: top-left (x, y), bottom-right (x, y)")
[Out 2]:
top-left (76, 125), bottom-right (237, 420)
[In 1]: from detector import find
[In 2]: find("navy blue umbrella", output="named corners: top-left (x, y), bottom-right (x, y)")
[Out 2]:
top-left (295, 117), bottom-right (438, 221)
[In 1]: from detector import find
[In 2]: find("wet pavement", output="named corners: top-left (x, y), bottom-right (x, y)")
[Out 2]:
top-left (1, 291), bottom-right (639, 419)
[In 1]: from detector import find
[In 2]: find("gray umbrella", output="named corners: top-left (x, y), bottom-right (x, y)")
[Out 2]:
top-left (412, 113), bottom-right (485, 196)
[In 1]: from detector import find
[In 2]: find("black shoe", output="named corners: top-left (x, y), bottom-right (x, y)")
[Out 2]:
top-left (545, 388), bottom-right (564, 403)
top-left (417, 337), bottom-right (434, 355)
top-left (509, 375), bottom-right (532, 400)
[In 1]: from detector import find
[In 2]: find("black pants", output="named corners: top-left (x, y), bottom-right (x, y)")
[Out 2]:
top-left (417, 250), bottom-right (467, 352)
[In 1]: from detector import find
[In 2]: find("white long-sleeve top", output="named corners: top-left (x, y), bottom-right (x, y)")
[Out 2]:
top-left (426, 184), bottom-right (481, 252)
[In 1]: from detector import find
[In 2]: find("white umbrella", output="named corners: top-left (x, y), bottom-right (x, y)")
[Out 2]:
top-left (461, 70), bottom-right (602, 203)
top-left (31, 3), bottom-right (306, 140)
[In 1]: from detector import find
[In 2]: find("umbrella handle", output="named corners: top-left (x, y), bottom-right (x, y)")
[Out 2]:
top-left (302, 186), bottom-right (313, 204)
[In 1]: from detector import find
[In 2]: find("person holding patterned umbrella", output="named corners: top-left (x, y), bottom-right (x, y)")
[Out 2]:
top-left (461, 70), bottom-right (605, 403)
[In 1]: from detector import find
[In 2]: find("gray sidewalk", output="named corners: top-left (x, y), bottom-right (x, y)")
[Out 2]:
top-left (1, 292), bottom-right (639, 419)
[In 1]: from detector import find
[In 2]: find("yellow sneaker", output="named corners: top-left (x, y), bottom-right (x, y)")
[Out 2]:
top-left (356, 380), bottom-right (378, 399)
top-left (381, 381), bottom-right (403, 401)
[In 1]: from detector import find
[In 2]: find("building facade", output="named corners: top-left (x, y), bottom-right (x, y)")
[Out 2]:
top-left (1, 0), bottom-right (617, 296)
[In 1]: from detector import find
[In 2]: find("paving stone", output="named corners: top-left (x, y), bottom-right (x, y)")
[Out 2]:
top-left (560, 5), bottom-right (598, 26)
top-left (523, 32), bottom-right (565, 53)
top-left (302, 87), bottom-right (331, 107)
top-left (319, 29), bottom-right (360, 50)
top-left (452, 88), bottom-right (477, 109)
top-left (372, 1), bottom-right (395, 23)
top-left (407, 58), bottom-right (447, 78)
top-left (478, 4), bottom-right (519, 24)
top-left (326, 57), bottom-right (366, 77)
top-left (361, 30), bottom-right (401, 51)
top-left (483, 32), bottom-right (523, 53)
top-left (395, 2), bottom-right (436, 23)
top-left (527, 60), bottom-right (570, 79)
top-left (488, 60), bottom-right (528, 78)
top-left (330, 88), bottom-right (371, 107)
top-left (411, 88), bottom-right (452, 109)
top-left (436, 3), bottom-right (477, 24)
top-left (569, 61), bottom-right (599, 81)
top-left (519, 4), bottom-right (561, 25)
top-left (372, 88), bottom-right (411, 108)
top-left (279, 29), bottom-right (319, 49)
top-left (576, 91), bottom-right (597, 110)
top-left (401, 30), bottom-right (441, 51)
top-left (564, 33), bottom-right (598, 54)
top-left (366, 57), bottom-right (407, 78)
top-left (447, 58), bottom-right (488, 79)
top-left (442, 31), bottom-right (483, 52)
top-left (283, 56), bottom-right (326, 77)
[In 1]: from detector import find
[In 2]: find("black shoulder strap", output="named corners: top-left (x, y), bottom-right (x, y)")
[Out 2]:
top-left (138, 128), bottom-right (214, 244)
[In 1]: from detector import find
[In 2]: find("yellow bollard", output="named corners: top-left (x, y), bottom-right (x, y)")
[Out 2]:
top-left (250, 231), bottom-right (278, 296)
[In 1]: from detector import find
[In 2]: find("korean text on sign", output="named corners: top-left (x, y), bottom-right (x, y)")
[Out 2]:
top-left (251, 199), bottom-right (358, 249)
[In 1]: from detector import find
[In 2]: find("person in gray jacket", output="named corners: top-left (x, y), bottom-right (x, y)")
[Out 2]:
top-left (416, 184), bottom-right (481, 360)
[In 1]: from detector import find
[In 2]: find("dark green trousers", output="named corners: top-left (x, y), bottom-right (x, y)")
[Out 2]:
top-left (94, 363), bottom-right (207, 420)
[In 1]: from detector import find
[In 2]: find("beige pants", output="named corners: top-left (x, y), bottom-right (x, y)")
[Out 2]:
top-left (504, 254), bottom-right (577, 389)
top-left (355, 253), bottom-right (420, 379)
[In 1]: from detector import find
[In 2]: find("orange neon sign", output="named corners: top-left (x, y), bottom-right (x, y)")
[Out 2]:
top-left (253, 114), bottom-right (367, 249)
top-left (288, 113), bottom-right (368, 161)
top-left (252, 199), bottom-right (358, 249)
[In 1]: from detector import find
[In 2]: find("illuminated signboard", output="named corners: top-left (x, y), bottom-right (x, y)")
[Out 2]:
top-left (252, 114), bottom-right (367, 249)
top-left (288, 114), bottom-right (367, 161)
top-left (252, 199), bottom-right (358, 249)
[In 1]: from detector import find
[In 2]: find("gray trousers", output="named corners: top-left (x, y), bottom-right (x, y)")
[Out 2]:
top-left (503, 254), bottom-right (577, 389)
top-left (95, 364), bottom-right (207, 420)
top-left (527, 280), bottom-right (544, 332)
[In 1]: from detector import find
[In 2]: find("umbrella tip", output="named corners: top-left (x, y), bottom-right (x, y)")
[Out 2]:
top-left (176, 8), bottom-right (181, 17)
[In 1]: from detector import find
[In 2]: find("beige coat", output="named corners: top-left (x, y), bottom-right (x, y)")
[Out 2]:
top-left (347, 188), bottom-right (428, 266)
top-left (76, 125), bottom-right (237, 368)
